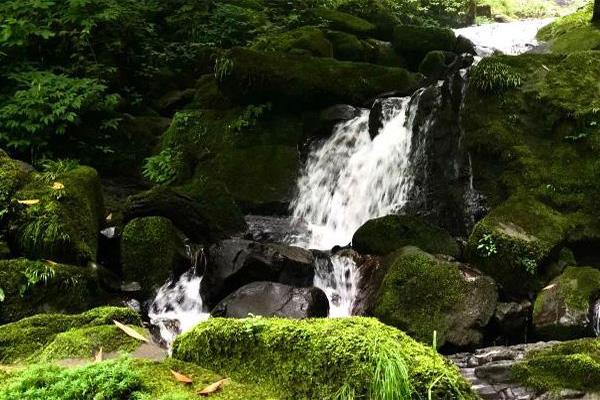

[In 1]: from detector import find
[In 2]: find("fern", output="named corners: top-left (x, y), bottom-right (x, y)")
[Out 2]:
top-left (470, 59), bottom-right (522, 94)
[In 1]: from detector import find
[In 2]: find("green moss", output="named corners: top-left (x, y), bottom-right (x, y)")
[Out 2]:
top-left (467, 195), bottom-right (569, 296)
top-left (352, 215), bottom-right (460, 257)
top-left (309, 7), bottom-right (376, 36)
top-left (121, 216), bottom-right (183, 294)
top-left (0, 307), bottom-right (140, 363)
top-left (217, 48), bottom-right (424, 107)
top-left (538, 3), bottom-right (600, 53)
top-left (373, 247), bottom-right (467, 346)
top-left (172, 317), bottom-right (476, 400)
top-left (418, 50), bottom-right (455, 78)
top-left (252, 26), bottom-right (333, 57)
top-left (0, 150), bottom-right (29, 218)
top-left (192, 75), bottom-right (233, 110)
top-left (533, 266), bottom-right (600, 339)
top-left (10, 166), bottom-right (104, 265)
top-left (0, 258), bottom-right (103, 324)
top-left (392, 25), bottom-right (457, 68)
top-left (512, 339), bottom-right (600, 393)
top-left (326, 30), bottom-right (370, 62)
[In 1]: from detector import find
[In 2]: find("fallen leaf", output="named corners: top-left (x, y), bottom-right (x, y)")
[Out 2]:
top-left (44, 260), bottom-right (58, 266)
top-left (113, 320), bottom-right (149, 342)
top-left (51, 182), bottom-right (65, 190)
top-left (17, 199), bottom-right (39, 205)
top-left (542, 284), bottom-right (556, 291)
top-left (106, 213), bottom-right (113, 222)
top-left (95, 347), bottom-right (103, 362)
top-left (198, 378), bottom-right (229, 396)
top-left (170, 369), bottom-right (193, 384)
top-left (542, 64), bottom-right (550, 72)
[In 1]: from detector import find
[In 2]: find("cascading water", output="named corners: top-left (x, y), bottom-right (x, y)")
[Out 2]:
top-left (148, 243), bottom-right (210, 346)
top-left (289, 92), bottom-right (426, 316)
top-left (593, 299), bottom-right (600, 337)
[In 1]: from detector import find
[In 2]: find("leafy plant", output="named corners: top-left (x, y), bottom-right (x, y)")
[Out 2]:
top-left (19, 261), bottom-right (56, 296)
top-left (520, 257), bottom-right (538, 275)
top-left (229, 103), bottom-right (272, 133)
top-left (16, 201), bottom-right (71, 259)
top-left (0, 71), bottom-right (119, 161)
top-left (214, 55), bottom-right (234, 81)
top-left (477, 233), bottom-right (497, 257)
top-left (36, 159), bottom-right (80, 183)
top-left (470, 59), bottom-right (522, 94)
top-left (142, 147), bottom-right (184, 185)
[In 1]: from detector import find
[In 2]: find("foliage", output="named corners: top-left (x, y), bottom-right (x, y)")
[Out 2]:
top-left (36, 159), bottom-right (80, 183)
top-left (470, 59), bottom-right (522, 94)
top-left (0, 71), bottom-right (119, 160)
top-left (537, 1), bottom-right (600, 53)
top-left (142, 148), bottom-right (184, 185)
top-left (478, 0), bottom-right (587, 20)
top-left (476, 233), bottom-right (497, 257)
top-left (229, 103), bottom-right (272, 133)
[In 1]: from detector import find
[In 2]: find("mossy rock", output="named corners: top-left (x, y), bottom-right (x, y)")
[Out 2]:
top-left (217, 48), bottom-right (424, 108)
top-left (326, 30), bottom-right (371, 62)
top-left (372, 246), bottom-right (497, 348)
top-left (467, 195), bottom-right (570, 297)
top-left (172, 317), bottom-right (476, 399)
top-left (0, 306), bottom-right (140, 363)
top-left (10, 166), bottom-right (105, 265)
top-left (309, 7), bottom-right (376, 36)
top-left (0, 258), bottom-right (104, 324)
top-left (512, 339), bottom-right (600, 394)
top-left (252, 26), bottom-right (333, 57)
top-left (533, 266), bottom-right (600, 340)
top-left (0, 150), bottom-right (30, 219)
top-left (418, 50), bottom-right (457, 79)
top-left (121, 216), bottom-right (186, 295)
top-left (193, 74), bottom-right (234, 110)
top-left (352, 214), bottom-right (460, 257)
top-left (365, 38), bottom-right (405, 67)
top-left (0, 357), bottom-right (279, 399)
top-left (392, 25), bottom-right (457, 69)
top-left (537, 3), bottom-right (600, 53)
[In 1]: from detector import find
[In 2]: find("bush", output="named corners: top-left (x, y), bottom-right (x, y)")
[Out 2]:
top-left (469, 59), bottom-right (522, 93)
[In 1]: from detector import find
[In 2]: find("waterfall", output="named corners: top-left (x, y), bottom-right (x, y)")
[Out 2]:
top-left (289, 92), bottom-right (426, 316)
top-left (148, 243), bottom-right (210, 346)
top-left (593, 299), bottom-right (600, 337)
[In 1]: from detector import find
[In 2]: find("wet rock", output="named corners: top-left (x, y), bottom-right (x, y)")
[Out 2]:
top-left (320, 104), bottom-right (360, 123)
top-left (211, 281), bottom-right (329, 318)
top-left (201, 239), bottom-right (315, 308)
top-left (418, 50), bottom-right (458, 80)
top-left (491, 301), bottom-right (532, 342)
top-left (533, 266), bottom-right (600, 340)
top-left (392, 25), bottom-right (458, 69)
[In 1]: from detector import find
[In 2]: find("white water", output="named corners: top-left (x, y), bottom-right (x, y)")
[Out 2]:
top-left (289, 94), bottom-right (424, 316)
top-left (148, 244), bottom-right (209, 346)
top-left (455, 19), bottom-right (553, 56)
top-left (593, 299), bottom-right (600, 337)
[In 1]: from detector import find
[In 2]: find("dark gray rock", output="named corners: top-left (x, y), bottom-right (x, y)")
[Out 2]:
top-left (491, 301), bottom-right (532, 343)
top-left (211, 281), bottom-right (329, 318)
top-left (201, 239), bottom-right (315, 308)
top-left (320, 104), bottom-right (360, 123)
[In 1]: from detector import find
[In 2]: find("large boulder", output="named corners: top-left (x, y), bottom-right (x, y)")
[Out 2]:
top-left (252, 26), bottom-right (333, 57)
top-left (172, 317), bottom-right (477, 400)
top-left (201, 239), bottom-right (315, 308)
top-left (0, 258), bottom-right (104, 324)
top-left (533, 266), bottom-right (600, 340)
top-left (308, 8), bottom-right (376, 37)
top-left (352, 214), bottom-right (460, 257)
top-left (216, 48), bottom-right (424, 108)
top-left (372, 246), bottom-right (497, 348)
top-left (8, 165), bottom-right (104, 265)
top-left (467, 195), bottom-right (570, 298)
top-left (0, 306), bottom-right (140, 363)
top-left (0, 150), bottom-right (30, 218)
top-left (121, 216), bottom-right (186, 295)
top-left (211, 281), bottom-right (329, 318)
top-left (392, 25), bottom-right (458, 69)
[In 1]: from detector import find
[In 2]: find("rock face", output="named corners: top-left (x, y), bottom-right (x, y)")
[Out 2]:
top-left (467, 195), bottom-right (569, 298)
top-left (217, 48), bottom-right (424, 108)
top-left (211, 281), bottom-right (329, 318)
top-left (372, 246), bottom-right (497, 348)
top-left (201, 239), bottom-right (315, 308)
top-left (121, 216), bottom-right (187, 296)
top-left (533, 266), bottom-right (600, 340)
top-left (352, 214), bottom-right (460, 257)
top-left (392, 25), bottom-right (459, 68)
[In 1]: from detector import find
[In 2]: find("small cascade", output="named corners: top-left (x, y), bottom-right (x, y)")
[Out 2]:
top-left (313, 255), bottom-right (360, 317)
top-left (593, 298), bottom-right (600, 337)
top-left (148, 242), bottom-right (210, 346)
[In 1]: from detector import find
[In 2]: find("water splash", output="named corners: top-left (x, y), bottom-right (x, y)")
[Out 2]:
top-left (313, 255), bottom-right (360, 317)
top-left (148, 243), bottom-right (209, 346)
top-left (454, 19), bottom-right (553, 57)
top-left (593, 298), bottom-right (600, 337)
top-left (290, 95), bottom-right (422, 251)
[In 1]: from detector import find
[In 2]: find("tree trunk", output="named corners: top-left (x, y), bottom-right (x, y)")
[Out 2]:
top-left (594, 0), bottom-right (600, 23)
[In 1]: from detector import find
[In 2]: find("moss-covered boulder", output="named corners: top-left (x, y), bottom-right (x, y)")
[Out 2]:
top-left (467, 196), bottom-right (570, 297)
top-left (392, 25), bottom-right (457, 68)
top-left (533, 266), bottom-right (600, 340)
top-left (0, 306), bottom-right (140, 363)
top-left (537, 3), bottom-right (600, 54)
top-left (308, 7), bottom-right (376, 37)
top-left (172, 317), bottom-right (476, 399)
top-left (512, 339), bottom-right (600, 395)
top-left (418, 50), bottom-right (457, 79)
top-left (252, 26), bottom-right (333, 57)
top-left (9, 165), bottom-right (105, 265)
top-left (0, 258), bottom-right (104, 324)
top-left (121, 216), bottom-right (186, 295)
top-left (216, 48), bottom-right (424, 107)
top-left (352, 214), bottom-right (460, 257)
top-left (372, 247), bottom-right (497, 348)
top-left (0, 150), bottom-right (30, 219)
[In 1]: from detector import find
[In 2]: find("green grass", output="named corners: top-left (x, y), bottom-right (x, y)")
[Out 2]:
top-left (538, 2), bottom-right (600, 53)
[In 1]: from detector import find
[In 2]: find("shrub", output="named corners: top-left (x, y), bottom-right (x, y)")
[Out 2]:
top-left (142, 148), bottom-right (184, 185)
top-left (470, 59), bottom-right (522, 93)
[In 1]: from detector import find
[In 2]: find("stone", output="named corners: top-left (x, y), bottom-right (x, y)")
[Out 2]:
top-left (211, 281), bottom-right (329, 318)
